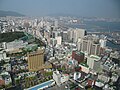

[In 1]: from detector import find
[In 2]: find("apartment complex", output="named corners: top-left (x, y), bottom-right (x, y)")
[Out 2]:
top-left (27, 47), bottom-right (45, 72)
top-left (77, 36), bottom-right (100, 55)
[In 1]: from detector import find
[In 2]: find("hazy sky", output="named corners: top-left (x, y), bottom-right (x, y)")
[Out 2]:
top-left (0, 0), bottom-right (120, 18)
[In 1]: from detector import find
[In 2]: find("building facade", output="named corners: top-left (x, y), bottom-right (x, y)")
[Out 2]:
top-left (72, 51), bottom-right (85, 63)
top-left (68, 28), bottom-right (86, 43)
top-left (27, 47), bottom-right (45, 72)
top-left (77, 36), bottom-right (100, 55)
top-left (87, 55), bottom-right (101, 72)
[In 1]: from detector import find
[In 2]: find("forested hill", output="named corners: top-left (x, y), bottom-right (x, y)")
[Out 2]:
top-left (0, 32), bottom-right (25, 43)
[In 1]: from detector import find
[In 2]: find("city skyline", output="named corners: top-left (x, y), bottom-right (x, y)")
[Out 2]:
top-left (0, 0), bottom-right (120, 18)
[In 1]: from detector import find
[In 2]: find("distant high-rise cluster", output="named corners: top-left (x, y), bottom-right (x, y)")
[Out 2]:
top-left (0, 16), bottom-right (120, 90)
top-left (68, 28), bottom-right (86, 43)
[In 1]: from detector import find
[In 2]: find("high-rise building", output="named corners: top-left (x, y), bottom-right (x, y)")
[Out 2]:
top-left (67, 29), bottom-right (74, 42)
top-left (44, 30), bottom-right (50, 44)
top-left (99, 39), bottom-right (107, 48)
top-left (27, 47), bottom-right (45, 72)
top-left (61, 31), bottom-right (68, 42)
top-left (90, 43), bottom-right (100, 55)
top-left (67, 28), bottom-right (86, 43)
top-left (87, 55), bottom-right (101, 72)
top-left (55, 36), bottom-right (62, 45)
top-left (73, 28), bottom-right (86, 43)
top-left (52, 31), bottom-right (61, 38)
top-left (34, 19), bottom-right (38, 27)
top-left (77, 36), bottom-right (100, 55)
top-left (54, 20), bottom-right (58, 28)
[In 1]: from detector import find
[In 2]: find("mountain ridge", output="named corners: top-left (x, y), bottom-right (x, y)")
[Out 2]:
top-left (0, 10), bottom-right (25, 17)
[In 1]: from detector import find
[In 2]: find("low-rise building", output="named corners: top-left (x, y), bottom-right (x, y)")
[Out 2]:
top-left (0, 50), bottom-right (8, 61)
top-left (0, 72), bottom-right (12, 85)
top-left (53, 71), bottom-right (62, 86)
top-left (61, 74), bottom-right (69, 83)
top-left (79, 63), bottom-right (89, 74)
top-left (101, 61), bottom-right (114, 72)
top-left (95, 80), bottom-right (104, 88)
top-left (53, 70), bottom-right (69, 86)
top-left (72, 51), bottom-right (84, 63)
top-left (110, 51), bottom-right (119, 59)
top-left (73, 72), bottom-right (81, 80)
top-left (4, 64), bottom-right (11, 71)
top-left (98, 73), bottom-right (110, 83)
top-left (6, 40), bottom-right (28, 51)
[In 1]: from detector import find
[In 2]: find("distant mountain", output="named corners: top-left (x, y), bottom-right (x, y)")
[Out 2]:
top-left (47, 13), bottom-right (81, 17)
top-left (0, 10), bottom-right (25, 17)
top-left (48, 13), bottom-right (73, 17)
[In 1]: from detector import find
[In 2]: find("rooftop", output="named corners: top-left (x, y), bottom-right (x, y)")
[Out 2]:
top-left (90, 55), bottom-right (101, 60)
top-left (76, 51), bottom-right (84, 55)
top-left (80, 62), bottom-right (89, 68)
top-left (28, 79), bottom-right (55, 90)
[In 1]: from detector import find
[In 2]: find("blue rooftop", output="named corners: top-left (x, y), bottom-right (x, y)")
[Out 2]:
top-left (28, 80), bottom-right (55, 90)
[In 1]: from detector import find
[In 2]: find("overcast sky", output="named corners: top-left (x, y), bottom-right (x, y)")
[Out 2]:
top-left (0, 0), bottom-right (120, 18)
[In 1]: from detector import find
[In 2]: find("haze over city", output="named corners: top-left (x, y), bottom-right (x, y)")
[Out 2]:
top-left (0, 0), bottom-right (120, 90)
top-left (0, 0), bottom-right (120, 18)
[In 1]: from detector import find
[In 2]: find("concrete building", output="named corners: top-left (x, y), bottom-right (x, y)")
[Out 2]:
top-left (87, 55), bottom-right (101, 72)
top-left (50, 38), bottom-right (57, 46)
top-left (90, 43), bottom-right (100, 55)
top-left (73, 28), bottom-right (86, 43)
top-left (61, 74), bottom-right (69, 83)
top-left (27, 47), bottom-right (45, 72)
top-left (61, 31), bottom-right (68, 42)
top-left (79, 64), bottom-right (89, 74)
top-left (67, 28), bottom-right (86, 43)
top-left (2, 42), bottom-right (7, 49)
top-left (52, 31), bottom-right (61, 38)
top-left (44, 30), bottom-right (50, 44)
top-left (99, 39), bottom-right (107, 48)
top-left (53, 71), bottom-right (62, 86)
top-left (54, 20), bottom-right (58, 28)
top-left (110, 51), bottom-right (120, 59)
top-left (0, 50), bottom-right (6, 61)
top-left (6, 40), bottom-right (28, 51)
top-left (77, 36), bottom-right (100, 55)
top-left (73, 72), bottom-right (81, 80)
top-left (67, 29), bottom-right (74, 42)
top-left (5, 64), bottom-right (11, 71)
top-left (72, 51), bottom-right (84, 63)
top-left (55, 36), bottom-right (62, 45)
top-left (53, 71), bottom-right (69, 86)
top-left (98, 73), bottom-right (110, 83)
top-left (101, 61), bottom-right (114, 72)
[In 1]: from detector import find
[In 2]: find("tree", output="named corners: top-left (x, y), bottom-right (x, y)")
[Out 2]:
top-left (0, 60), bottom-right (5, 66)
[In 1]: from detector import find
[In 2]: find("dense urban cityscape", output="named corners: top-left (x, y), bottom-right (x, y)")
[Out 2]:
top-left (0, 0), bottom-right (120, 90)
top-left (0, 16), bottom-right (120, 90)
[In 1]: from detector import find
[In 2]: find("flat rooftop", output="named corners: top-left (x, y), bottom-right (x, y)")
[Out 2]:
top-left (90, 55), bottom-right (101, 60)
